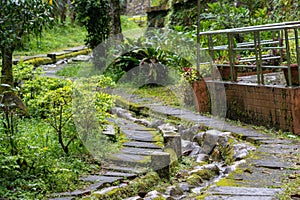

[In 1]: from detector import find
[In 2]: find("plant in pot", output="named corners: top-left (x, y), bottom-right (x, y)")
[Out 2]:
top-left (182, 67), bottom-right (209, 113)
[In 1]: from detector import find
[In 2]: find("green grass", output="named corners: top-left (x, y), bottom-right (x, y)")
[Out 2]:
top-left (119, 84), bottom-right (181, 107)
top-left (56, 63), bottom-right (83, 77)
top-left (14, 16), bottom-right (142, 57)
top-left (14, 21), bottom-right (87, 57)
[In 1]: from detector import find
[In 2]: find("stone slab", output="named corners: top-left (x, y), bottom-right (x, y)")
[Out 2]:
top-left (253, 159), bottom-right (289, 169)
top-left (106, 153), bottom-right (151, 167)
top-left (49, 197), bottom-right (75, 200)
top-left (123, 141), bottom-right (162, 149)
top-left (79, 175), bottom-right (121, 183)
top-left (258, 144), bottom-right (300, 154)
top-left (121, 129), bottom-right (156, 142)
top-left (102, 171), bottom-right (137, 178)
top-left (207, 186), bottom-right (281, 196)
top-left (102, 165), bottom-right (147, 174)
top-left (51, 189), bottom-right (91, 198)
top-left (121, 147), bottom-right (162, 155)
top-left (205, 195), bottom-right (275, 200)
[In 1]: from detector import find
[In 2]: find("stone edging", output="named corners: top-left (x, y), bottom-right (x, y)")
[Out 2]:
top-left (12, 46), bottom-right (91, 67)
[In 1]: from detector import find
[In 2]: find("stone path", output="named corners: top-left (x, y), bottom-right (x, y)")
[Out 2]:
top-left (49, 117), bottom-right (163, 199)
top-left (43, 57), bottom-right (299, 199)
top-left (115, 92), bottom-right (300, 199)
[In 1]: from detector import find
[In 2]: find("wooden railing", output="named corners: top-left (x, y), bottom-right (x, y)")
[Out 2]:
top-left (199, 21), bottom-right (300, 86)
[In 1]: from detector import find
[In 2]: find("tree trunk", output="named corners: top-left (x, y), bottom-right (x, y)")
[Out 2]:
top-left (1, 47), bottom-right (14, 87)
top-left (110, 0), bottom-right (123, 41)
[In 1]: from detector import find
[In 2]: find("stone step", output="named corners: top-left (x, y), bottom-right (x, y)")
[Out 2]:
top-left (105, 153), bottom-right (151, 168)
top-left (102, 164), bottom-right (148, 174)
top-left (123, 141), bottom-right (162, 149)
top-left (100, 171), bottom-right (137, 179)
top-left (79, 175), bottom-right (122, 183)
top-left (121, 129), bottom-right (157, 142)
top-left (205, 186), bottom-right (282, 200)
top-left (121, 147), bottom-right (163, 156)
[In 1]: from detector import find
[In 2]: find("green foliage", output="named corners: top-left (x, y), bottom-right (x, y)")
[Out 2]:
top-left (73, 0), bottom-right (110, 49)
top-left (0, 0), bottom-right (54, 86)
top-left (0, 0), bottom-right (54, 50)
top-left (0, 63), bottom-right (116, 198)
top-left (268, 0), bottom-right (300, 22)
top-left (15, 21), bottom-right (87, 56)
top-left (121, 15), bottom-right (141, 31)
top-left (0, 118), bottom-right (95, 199)
top-left (55, 63), bottom-right (83, 77)
top-left (40, 84), bottom-right (75, 154)
top-left (104, 29), bottom-right (194, 84)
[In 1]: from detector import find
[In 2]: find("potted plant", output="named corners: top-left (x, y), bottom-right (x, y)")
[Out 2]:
top-left (182, 67), bottom-right (209, 113)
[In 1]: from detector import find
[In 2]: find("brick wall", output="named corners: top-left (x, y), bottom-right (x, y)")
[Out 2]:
top-left (206, 82), bottom-right (300, 135)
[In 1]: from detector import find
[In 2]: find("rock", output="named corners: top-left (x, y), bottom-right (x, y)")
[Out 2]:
top-left (177, 183), bottom-right (191, 192)
top-left (223, 166), bottom-right (233, 174)
top-left (92, 183), bottom-right (127, 197)
top-left (149, 119), bottom-right (165, 128)
top-left (192, 132), bottom-right (205, 146)
top-left (72, 55), bottom-right (91, 62)
top-left (234, 148), bottom-right (249, 160)
top-left (201, 130), bottom-right (229, 155)
top-left (111, 107), bottom-right (136, 121)
top-left (196, 154), bottom-right (209, 163)
top-left (190, 146), bottom-right (201, 156)
top-left (233, 143), bottom-right (255, 160)
top-left (166, 186), bottom-right (184, 196)
top-left (134, 118), bottom-right (151, 126)
top-left (176, 124), bottom-right (186, 133)
top-left (123, 196), bottom-right (143, 200)
top-left (164, 133), bottom-right (182, 158)
top-left (144, 190), bottom-right (164, 200)
top-left (180, 125), bottom-right (203, 141)
top-left (158, 123), bottom-right (177, 134)
top-left (151, 151), bottom-right (171, 179)
top-left (181, 141), bottom-right (201, 156)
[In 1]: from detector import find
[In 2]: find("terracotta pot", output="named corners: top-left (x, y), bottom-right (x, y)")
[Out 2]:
top-left (282, 64), bottom-right (299, 86)
top-left (192, 80), bottom-right (209, 113)
top-left (217, 66), bottom-right (237, 81)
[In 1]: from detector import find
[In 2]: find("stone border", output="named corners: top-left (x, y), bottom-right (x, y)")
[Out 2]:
top-left (12, 46), bottom-right (91, 67)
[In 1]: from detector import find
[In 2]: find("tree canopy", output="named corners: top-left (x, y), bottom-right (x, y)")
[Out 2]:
top-left (0, 0), bottom-right (53, 86)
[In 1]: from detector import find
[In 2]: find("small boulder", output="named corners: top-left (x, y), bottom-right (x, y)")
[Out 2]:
top-left (166, 186), bottom-right (184, 196)
top-left (195, 153), bottom-right (209, 163)
top-left (201, 130), bottom-right (229, 155)
top-left (144, 190), bottom-right (165, 200)
top-left (177, 182), bottom-right (191, 192)
top-left (180, 125), bottom-right (204, 141)
top-left (158, 123), bottom-right (177, 134)
top-left (182, 141), bottom-right (201, 156)
top-left (149, 119), bottom-right (165, 128)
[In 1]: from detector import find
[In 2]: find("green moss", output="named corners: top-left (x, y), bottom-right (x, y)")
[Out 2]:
top-left (196, 194), bottom-right (208, 200)
top-left (187, 174), bottom-right (203, 186)
top-left (115, 96), bottom-right (149, 115)
top-left (215, 178), bottom-right (240, 187)
top-left (23, 57), bottom-right (53, 67)
top-left (92, 172), bottom-right (161, 199)
top-left (194, 169), bottom-right (217, 181)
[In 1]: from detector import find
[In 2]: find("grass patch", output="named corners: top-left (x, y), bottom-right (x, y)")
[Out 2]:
top-left (14, 16), bottom-right (143, 58)
top-left (56, 63), bottom-right (82, 77)
top-left (279, 173), bottom-right (300, 200)
top-left (55, 62), bottom-right (102, 78)
top-left (15, 21), bottom-right (87, 57)
top-left (128, 84), bottom-right (181, 107)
